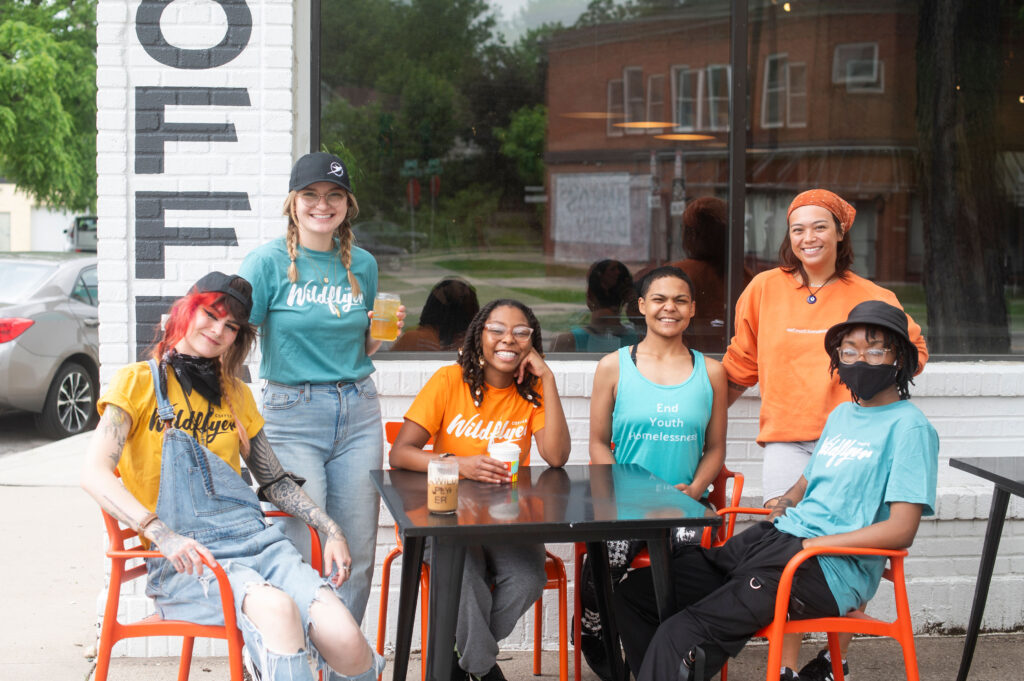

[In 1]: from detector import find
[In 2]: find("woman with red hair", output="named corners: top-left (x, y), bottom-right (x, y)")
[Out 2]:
top-left (80, 272), bottom-right (384, 681)
top-left (721, 189), bottom-right (928, 679)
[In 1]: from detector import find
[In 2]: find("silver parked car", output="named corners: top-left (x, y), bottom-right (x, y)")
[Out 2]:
top-left (0, 252), bottom-right (99, 438)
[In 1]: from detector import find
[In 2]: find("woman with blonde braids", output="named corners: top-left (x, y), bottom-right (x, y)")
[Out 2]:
top-left (240, 152), bottom-right (404, 627)
top-left (390, 299), bottom-right (571, 681)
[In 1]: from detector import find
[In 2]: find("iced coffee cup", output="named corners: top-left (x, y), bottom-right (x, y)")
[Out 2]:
top-left (427, 458), bottom-right (459, 514)
top-left (487, 440), bottom-right (520, 483)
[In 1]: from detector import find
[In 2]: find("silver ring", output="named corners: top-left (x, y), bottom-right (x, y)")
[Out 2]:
top-left (343, 565), bottom-right (352, 571)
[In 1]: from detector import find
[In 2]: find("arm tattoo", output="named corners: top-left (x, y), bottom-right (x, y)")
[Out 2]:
top-left (242, 430), bottom-right (287, 484)
top-left (102, 493), bottom-right (139, 529)
top-left (103, 405), bottom-right (131, 468)
top-left (245, 430), bottom-right (345, 542)
top-left (727, 381), bottom-right (748, 394)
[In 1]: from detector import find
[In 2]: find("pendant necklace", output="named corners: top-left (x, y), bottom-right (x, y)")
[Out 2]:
top-left (303, 246), bottom-right (336, 285)
top-left (804, 275), bottom-right (834, 304)
top-left (303, 247), bottom-right (341, 317)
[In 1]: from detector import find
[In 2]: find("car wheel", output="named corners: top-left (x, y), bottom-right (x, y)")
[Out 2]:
top-left (385, 254), bottom-right (403, 271)
top-left (34, 361), bottom-right (98, 439)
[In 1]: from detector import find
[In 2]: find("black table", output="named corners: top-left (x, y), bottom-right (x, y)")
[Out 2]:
top-left (949, 456), bottom-right (1024, 681)
top-left (370, 463), bottom-right (719, 681)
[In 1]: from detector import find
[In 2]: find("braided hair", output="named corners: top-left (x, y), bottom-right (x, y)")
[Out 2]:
top-left (826, 324), bottom-right (915, 401)
top-left (457, 299), bottom-right (544, 408)
top-left (282, 189), bottom-right (362, 295)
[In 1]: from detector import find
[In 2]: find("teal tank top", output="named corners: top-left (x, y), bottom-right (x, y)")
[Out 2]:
top-left (610, 346), bottom-right (713, 487)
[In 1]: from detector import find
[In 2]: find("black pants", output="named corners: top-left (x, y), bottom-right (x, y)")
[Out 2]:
top-left (614, 522), bottom-right (840, 681)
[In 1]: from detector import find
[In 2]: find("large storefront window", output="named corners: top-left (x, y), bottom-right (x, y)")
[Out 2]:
top-left (317, 0), bottom-right (1024, 357)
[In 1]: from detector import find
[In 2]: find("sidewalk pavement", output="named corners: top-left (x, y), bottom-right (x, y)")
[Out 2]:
top-left (1, 435), bottom-right (1021, 681)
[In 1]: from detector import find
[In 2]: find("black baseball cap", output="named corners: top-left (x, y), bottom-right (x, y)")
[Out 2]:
top-left (289, 152), bottom-right (353, 193)
top-left (825, 300), bottom-right (917, 373)
top-left (191, 272), bottom-right (253, 317)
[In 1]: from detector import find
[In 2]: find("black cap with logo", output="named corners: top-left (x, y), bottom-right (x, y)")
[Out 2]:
top-left (289, 152), bottom-right (353, 194)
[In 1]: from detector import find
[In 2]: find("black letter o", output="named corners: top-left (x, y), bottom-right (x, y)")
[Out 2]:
top-left (136, 0), bottom-right (252, 70)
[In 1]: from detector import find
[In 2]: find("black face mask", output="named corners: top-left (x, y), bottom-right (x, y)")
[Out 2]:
top-left (836, 361), bottom-right (898, 402)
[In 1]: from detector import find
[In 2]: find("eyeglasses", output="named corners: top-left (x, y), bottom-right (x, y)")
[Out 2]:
top-left (484, 323), bottom-right (533, 342)
top-left (838, 347), bottom-right (891, 365)
top-left (297, 190), bottom-right (348, 207)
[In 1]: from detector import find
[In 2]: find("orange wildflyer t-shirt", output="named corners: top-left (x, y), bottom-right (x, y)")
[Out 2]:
top-left (722, 268), bottom-right (928, 445)
top-left (404, 364), bottom-right (546, 464)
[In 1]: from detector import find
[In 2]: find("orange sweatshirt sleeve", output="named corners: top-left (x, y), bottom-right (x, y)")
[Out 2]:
top-left (721, 272), bottom-right (765, 387)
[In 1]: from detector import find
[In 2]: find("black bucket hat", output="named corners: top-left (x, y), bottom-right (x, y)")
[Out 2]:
top-left (289, 152), bottom-right (353, 193)
top-left (191, 271), bottom-right (253, 318)
top-left (824, 300), bottom-right (917, 373)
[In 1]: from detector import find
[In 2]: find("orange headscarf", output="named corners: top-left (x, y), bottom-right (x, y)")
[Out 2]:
top-left (787, 189), bottom-right (856, 233)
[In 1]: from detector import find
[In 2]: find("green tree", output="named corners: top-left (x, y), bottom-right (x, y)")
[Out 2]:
top-left (0, 0), bottom-right (96, 212)
top-left (496, 104), bottom-right (547, 187)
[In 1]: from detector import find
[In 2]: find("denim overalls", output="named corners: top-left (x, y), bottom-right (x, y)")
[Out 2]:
top-left (142, 361), bottom-right (384, 681)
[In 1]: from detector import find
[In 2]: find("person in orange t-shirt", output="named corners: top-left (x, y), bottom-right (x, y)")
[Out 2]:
top-left (391, 299), bottom-right (571, 681)
top-left (721, 189), bottom-right (928, 679)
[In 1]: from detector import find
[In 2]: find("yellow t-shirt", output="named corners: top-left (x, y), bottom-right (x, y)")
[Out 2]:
top-left (97, 361), bottom-right (265, 513)
top-left (404, 364), bottom-right (545, 464)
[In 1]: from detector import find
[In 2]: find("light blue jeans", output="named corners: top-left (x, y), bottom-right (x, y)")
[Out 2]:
top-left (260, 376), bottom-right (384, 625)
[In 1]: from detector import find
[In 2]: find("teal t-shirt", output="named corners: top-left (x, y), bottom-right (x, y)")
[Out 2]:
top-left (239, 237), bottom-right (378, 384)
top-left (774, 400), bottom-right (939, 614)
top-left (610, 347), bottom-right (713, 488)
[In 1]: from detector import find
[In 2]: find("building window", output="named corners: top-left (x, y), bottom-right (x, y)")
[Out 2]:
top-left (671, 66), bottom-right (701, 131)
top-left (607, 78), bottom-right (624, 136)
top-left (706, 64), bottom-right (731, 131)
top-left (833, 42), bottom-right (879, 85)
top-left (788, 62), bottom-right (808, 127)
top-left (647, 74), bottom-right (666, 133)
top-left (761, 54), bottom-right (787, 129)
top-left (847, 60), bottom-right (884, 93)
top-left (623, 67), bottom-right (645, 134)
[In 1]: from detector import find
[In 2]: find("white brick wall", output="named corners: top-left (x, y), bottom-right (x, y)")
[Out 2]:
top-left (96, 0), bottom-right (300, 384)
top-left (95, 1), bottom-right (1024, 660)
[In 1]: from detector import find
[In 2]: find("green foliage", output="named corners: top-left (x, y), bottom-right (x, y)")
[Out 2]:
top-left (318, 0), bottom-right (555, 222)
top-left (0, 0), bottom-right (96, 212)
top-left (495, 104), bottom-right (547, 187)
top-left (432, 185), bottom-right (500, 249)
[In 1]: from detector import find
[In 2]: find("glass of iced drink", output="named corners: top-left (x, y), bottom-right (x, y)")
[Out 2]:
top-left (370, 292), bottom-right (401, 341)
top-left (427, 458), bottom-right (459, 514)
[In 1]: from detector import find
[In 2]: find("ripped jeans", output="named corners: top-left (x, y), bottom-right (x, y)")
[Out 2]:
top-left (141, 360), bottom-right (385, 681)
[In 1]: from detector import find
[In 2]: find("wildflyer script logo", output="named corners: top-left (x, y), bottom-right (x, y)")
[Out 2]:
top-left (329, 162), bottom-right (345, 178)
top-left (817, 433), bottom-right (875, 467)
top-left (147, 407), bottom-right (236, 446)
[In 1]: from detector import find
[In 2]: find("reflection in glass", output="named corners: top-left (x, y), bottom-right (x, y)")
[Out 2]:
top-left (317, 0), bottom-right (1023, 356)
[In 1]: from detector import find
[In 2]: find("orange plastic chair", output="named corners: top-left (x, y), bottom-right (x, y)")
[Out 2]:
top-left (571, 465), bottom-right (743, 681)
top-left (377, 421), bottom-right (570, 681)
top-left (94, 508), bottom-right (322, 681)
top-left (713, 506), bottom-right (921, 681)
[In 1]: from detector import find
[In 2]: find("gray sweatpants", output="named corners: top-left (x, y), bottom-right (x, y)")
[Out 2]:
top-left (428, 541), bottom-right (547, 676)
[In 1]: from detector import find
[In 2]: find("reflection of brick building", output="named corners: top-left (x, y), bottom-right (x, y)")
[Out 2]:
top-left (543, 3), bottom-right (1023, 283)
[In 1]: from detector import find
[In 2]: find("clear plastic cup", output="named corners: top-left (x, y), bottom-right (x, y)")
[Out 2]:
top-left (370, 292), bottom-right (401, 341)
